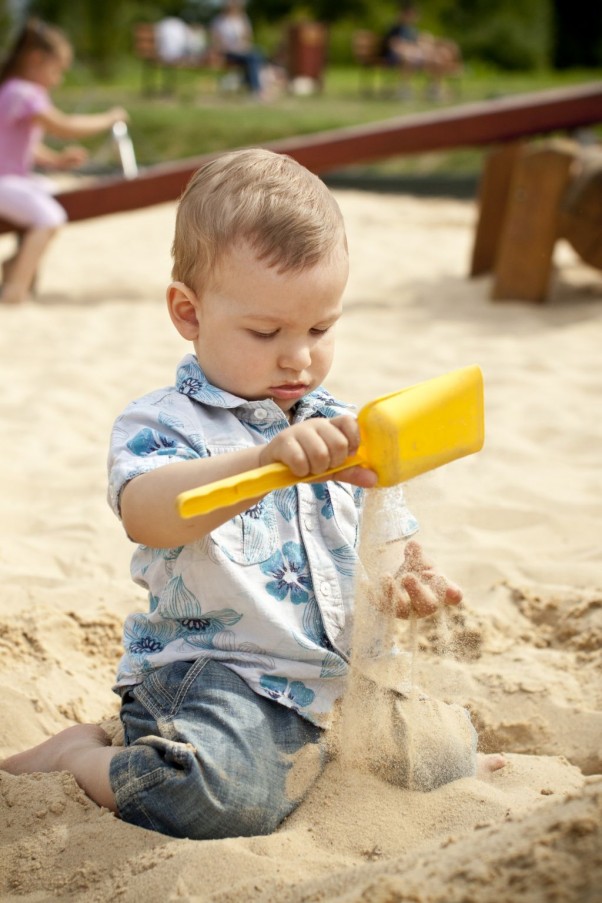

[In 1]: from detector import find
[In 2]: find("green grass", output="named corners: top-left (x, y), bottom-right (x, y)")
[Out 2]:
top-left (53, 61), bottom-right (602, 186)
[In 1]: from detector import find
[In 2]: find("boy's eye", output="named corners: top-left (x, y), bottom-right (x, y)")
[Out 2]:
top-left (249, 326), bottom-right (331, 339)
top-left (251, 330), bottom-right (278, 339)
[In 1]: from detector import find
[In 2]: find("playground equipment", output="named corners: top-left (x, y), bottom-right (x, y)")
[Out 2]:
top-left (111, 121), bottom-right (139, 180)
top-left (471, 137), bottom-right (602, 302)
top-left (2, 83), bottom-right (602, 304)
top-left (1, 81), bottom-right (600, 236)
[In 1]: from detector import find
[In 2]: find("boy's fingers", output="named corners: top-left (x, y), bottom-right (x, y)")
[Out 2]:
top-left (331, 414), bottom-right (361, 454)
top-left (403, 539), bottom-right (432, 572)
top-left (305, 433), bottom-right (336, 473)
top-left (305, 419), bottom-right (361, 474)
top-left (275, 436), bottom-right (308, 476)
top-left (333, 465), bottom-right (377, 487)
top-left (400, 541), bottom-right (463, 608)
top-left (394, 584), bottom-right (411, 619)
top-left (323, 422), bottom-right (356, 468)
top-left (402, 574), bottom-right (438, 617)
top-left (443, 583), bottom-right (463, 606)
top-left (279, 433), bottom-right (328, 477)
top-left (399, 540), bottom-right (428, 577)
top-left (378, 575), bottom-right (410, 618)
top-left (421, 572), bottom-right (463, 607)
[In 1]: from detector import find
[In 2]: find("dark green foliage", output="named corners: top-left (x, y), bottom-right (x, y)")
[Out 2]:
top-left (0, 0), bottom-right (13, 55)
top-left (437, 0), bottom-right (554, 70)
top-left (9, 0), bottom-right (599, 71)
top-left (26, 0), bottom-right (160, 72)
top-left (553, 0), bottom-right (602, 68)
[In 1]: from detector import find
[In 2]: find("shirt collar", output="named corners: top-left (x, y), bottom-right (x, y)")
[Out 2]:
top-left (175, 354), bottom-right (354, 427)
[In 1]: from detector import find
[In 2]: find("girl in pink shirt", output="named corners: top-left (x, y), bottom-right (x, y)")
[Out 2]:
top-left (0, 18), bottom-right (128, 304)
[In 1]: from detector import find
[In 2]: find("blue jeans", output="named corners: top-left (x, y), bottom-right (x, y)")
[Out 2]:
top-left (225, 49), bottom-right (264, 93)
top-left (109, 657), bottom-right (324, 839)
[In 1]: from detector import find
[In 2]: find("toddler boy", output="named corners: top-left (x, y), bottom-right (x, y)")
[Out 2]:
top-left (1, 149), bottom-right (503, 838)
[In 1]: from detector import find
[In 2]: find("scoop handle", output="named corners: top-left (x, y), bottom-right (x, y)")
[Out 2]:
top-left (177, 451), bottom-right (366, 519)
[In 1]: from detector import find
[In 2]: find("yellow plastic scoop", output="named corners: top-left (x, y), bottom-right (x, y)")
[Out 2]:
top-left (177, 365), bottom-right (484, 519)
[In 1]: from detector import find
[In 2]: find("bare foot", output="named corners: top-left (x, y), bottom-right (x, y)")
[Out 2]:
top-left (1, 257), bottom-right (38, 302)
top-left (1, 723), bottom-right (118, 811)
top-left (1, 723), bottom-right (111, 776)
top-left (0, 258), bottom-right (23, 304)
top-left (477, 752), bottom-right (507, 777)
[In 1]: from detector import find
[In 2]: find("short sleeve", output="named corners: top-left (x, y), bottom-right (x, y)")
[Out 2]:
top-left (4, 79), bottom-right (51, 123)
top-left (107, 391), bottom-right (207, 518)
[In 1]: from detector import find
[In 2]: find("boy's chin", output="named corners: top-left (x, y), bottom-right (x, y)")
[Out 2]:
top-left (270, 397), bottom-right (295, 412)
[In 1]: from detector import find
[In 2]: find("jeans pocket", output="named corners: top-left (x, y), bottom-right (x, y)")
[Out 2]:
top-left (132, 656), bottom-right (210, 723)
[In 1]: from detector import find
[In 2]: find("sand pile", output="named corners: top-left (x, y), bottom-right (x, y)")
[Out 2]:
top-left (0, 187), bottom-right (600, 902)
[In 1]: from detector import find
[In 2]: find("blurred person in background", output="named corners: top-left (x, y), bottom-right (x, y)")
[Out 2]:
top-left (0, 18), bottom-right (127, 304)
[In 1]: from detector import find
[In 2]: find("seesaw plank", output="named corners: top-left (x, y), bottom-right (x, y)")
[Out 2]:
top-left (1, 82), bottom-right (601, 234)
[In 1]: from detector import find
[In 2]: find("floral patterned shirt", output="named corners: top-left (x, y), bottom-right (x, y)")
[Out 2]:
top-left (108, 355), bottom-right (418, 727)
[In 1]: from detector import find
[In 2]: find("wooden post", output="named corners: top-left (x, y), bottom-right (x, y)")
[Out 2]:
top-left (491, 140), bottom-right (577, 302)
top-left (558, 152), bottom-right (602, 271)
top-left (470, 141), bottom-right (522, 276)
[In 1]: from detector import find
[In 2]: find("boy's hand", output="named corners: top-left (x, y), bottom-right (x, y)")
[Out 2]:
top-left (379, 540), bottom-right (463, 619)
top-left (259, 415), bottom-right (377, 488)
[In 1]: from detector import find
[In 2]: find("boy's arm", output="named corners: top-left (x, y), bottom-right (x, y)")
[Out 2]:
top-left (120, 445), bottom-right (266, 547)
top-left (120, 414), bottom-right (377, 548)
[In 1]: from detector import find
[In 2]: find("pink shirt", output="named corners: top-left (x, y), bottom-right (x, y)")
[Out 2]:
top-left (0, 78), bottom-right (51, 176)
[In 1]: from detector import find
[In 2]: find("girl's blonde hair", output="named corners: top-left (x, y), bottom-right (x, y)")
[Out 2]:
top-left (171, 148), bottom-right (347, 292)
top-left (0, 18), bottom-right (71, 83)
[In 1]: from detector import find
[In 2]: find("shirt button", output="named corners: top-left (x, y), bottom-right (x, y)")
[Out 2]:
top-left (304, 518), bottom-right (314, 531)
top-left (253, 409), bottom-right (268, 420)
top-left (320, 582), bottom-right (332, 596)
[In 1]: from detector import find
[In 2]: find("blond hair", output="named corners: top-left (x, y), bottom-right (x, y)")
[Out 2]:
top-left (171, 148), bottom-right (347, 291)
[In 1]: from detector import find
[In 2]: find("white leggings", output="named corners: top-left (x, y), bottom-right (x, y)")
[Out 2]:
top-left (0, 174), bottom-right (67, 229)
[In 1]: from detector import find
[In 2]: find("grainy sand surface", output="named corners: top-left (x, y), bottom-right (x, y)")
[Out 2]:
top-left (1, 187), bottom-right (600, 902)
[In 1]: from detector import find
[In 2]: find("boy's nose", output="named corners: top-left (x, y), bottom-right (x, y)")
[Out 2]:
top-left (278, 343), bottom-right (311, 371)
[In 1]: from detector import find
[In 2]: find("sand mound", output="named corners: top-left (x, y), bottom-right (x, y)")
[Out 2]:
top-left (1, 188), bottom-right (600, 901)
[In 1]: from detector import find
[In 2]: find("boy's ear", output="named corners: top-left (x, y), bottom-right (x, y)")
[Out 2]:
top-left (167, 281), bottom-right (199, 340)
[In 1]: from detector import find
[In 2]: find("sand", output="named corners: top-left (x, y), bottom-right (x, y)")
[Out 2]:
top-left (0, 186), bottom-right (601, 902)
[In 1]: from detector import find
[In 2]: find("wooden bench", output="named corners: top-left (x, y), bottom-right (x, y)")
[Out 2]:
top-left (351, 28), bottom-right (462, 100)
top-left (351, 30), bottom-right (400, 97)
top-left (132, 22), bottom-right (227, 95)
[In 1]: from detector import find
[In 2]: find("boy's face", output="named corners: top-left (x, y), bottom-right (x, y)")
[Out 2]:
top-left (176, 240), bottom-right (348, 414)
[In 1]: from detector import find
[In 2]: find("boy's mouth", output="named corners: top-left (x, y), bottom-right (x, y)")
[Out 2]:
top-left (269, 383), bottom-right (308, 400)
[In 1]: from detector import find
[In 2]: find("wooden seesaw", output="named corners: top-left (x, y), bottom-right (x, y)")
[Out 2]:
top-left (470, 135), bottom-right (602, 302)
top-left (1, 81), bottom-right (601, 304)
top-left (1, 82), bottom-right (601, 234)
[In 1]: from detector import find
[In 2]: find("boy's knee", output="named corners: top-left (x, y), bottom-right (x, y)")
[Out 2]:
top-left (110, 734), bottom-right (289, 840)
